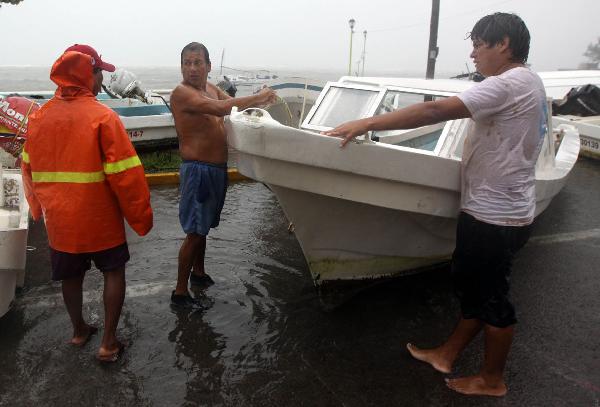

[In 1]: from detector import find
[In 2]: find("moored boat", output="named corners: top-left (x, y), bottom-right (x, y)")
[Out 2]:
top-left (0, 90), bottom-right (177, 150)
top-left (553, 115), bottom-right (600, 159)
top-left (541, 71), bottom-right (600, 160)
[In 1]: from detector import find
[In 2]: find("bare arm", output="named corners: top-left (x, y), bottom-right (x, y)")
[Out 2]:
top-left (324, 96), bottom-right (471, 147)
top-left (173, 85), bottom-right (277, 117)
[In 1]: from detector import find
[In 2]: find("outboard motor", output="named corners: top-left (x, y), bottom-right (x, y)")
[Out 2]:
top-left (216, 75), bottom-right (237, 97)
top-left (0, 94), bottom-right (40, 168)
top-left (106, 69), bottom-right (153, 104)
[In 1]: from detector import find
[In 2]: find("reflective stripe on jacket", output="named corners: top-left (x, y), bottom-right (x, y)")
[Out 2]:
top-left (21, 51), bottom-right (153, 253)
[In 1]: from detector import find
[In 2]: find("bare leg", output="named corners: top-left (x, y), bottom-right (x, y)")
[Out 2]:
top-left (176, 233), bottom-right (205, 295)
top-left (407, 317), bottom-right (483, 373)
top-left (191, 235), bottom-right (207, 277)
top-left (446, 324), bottom-right (513, 397)
top-left (97, 266), bottom-right (126, 359)
top-left (61, 275), bottom-right (96, 345)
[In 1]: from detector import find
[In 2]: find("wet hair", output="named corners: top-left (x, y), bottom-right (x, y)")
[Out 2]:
top-left (468, 13), bottom-right (530, 63)
top-left (180, 42), bottom-right (211, 65)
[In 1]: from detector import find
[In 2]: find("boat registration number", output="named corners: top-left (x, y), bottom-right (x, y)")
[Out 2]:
top-left (128, 130), bottom-right (144, 139)
top-left (580, 136), bottom-right (599, 151)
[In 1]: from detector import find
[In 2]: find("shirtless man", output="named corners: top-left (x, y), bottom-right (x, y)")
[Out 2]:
top-left (170, 42), bottom-right (276, 308)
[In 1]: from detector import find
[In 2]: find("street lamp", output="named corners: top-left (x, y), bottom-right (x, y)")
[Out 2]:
top-left (348, 18), bottom-right (355, 76)
top-left (361, 30), bottom-right (367, 76)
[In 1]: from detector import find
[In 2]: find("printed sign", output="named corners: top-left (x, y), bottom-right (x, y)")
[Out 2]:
top-left (0, 95), bottom-right (40, 137)
top-left (128, 130), bottom-right (144, 139)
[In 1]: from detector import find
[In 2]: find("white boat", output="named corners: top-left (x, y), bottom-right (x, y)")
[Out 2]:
top-left (223, 77), bottom-right (323, 168)
top-left (0, 167), bottom-right (29, 318)
top-left (113, 103), bottom-right (177, 150)
top-left (0, 90), bottom-right (177, 150)
top-left (226, 76), bottom-right (580, 293)
top-left (539, 70), bottom-right (600, 100)
top-left (552, 115), bottom-right (600, 159)
top-left (539, 70), bottom-right (600, 160)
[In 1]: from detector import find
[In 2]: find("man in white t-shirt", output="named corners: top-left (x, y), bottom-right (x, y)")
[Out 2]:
top-left (324, 13), bottom-right (546, 397)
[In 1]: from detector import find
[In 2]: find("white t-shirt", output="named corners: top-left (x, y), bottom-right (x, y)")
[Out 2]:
top-left (457, 67), bottom-right (548, 226)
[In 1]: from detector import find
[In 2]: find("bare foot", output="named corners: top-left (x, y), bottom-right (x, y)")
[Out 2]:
top-left (69, 325), bottom-right (98, 347)
top-left (96, 340), bottom-right (126, 363)
top-left (406, 343), bottom-right (452, 374)
top-left (445, 375), bottom-right (507, 397)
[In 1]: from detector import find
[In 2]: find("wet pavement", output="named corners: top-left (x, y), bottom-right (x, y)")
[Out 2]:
top-left (1, 158), bottom-right (599, 406)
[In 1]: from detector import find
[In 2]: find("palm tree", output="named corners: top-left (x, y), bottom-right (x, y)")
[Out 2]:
top-left (583, 37), bottom-right (600, 69)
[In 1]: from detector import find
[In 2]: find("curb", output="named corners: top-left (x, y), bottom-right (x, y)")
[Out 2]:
top-left (145, 168), bottom-right (248, 186)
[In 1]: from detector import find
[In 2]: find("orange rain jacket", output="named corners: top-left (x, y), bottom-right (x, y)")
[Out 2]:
top-left (21, 51), bottom-right (153, 253)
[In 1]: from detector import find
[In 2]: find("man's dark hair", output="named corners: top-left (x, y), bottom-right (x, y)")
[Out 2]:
top-left (180, 42), bottom-right (210, 65)
top-left (468, 13), bottom-right (530, 64)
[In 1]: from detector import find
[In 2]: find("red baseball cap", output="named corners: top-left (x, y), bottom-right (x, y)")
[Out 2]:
top-left (64, 44), bottom-right (116, 72)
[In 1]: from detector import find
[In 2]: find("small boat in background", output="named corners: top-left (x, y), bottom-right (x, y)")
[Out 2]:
top-left (542, 72), bottom-right (600, 160)
top-left (0, 89), bottom-right (176, 150)
top-left (0, 166), bottom-right (29, 318)
top-left (539, 70), bottom-right (600, 100)
top-left (553, 115), bottom-right (600, 159)
top-left (263, 77), bottom-right (324, 128)
top-left (1, 68), bottom-right (178, 151)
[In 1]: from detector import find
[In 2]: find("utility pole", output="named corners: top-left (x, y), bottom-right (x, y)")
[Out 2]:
top-left (348, 18), bottom-right (356, 76)
top-left (220, 49), bottom-right (225, 76)
top-left (361, 30), bottom-right (367, 76)
top-left (425, 0), bottom-right (440, 79)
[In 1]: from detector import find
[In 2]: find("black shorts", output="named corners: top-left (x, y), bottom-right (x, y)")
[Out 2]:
top-left (451, 212), bottom-right (531, 328)
top-left (50, 242), bottom-right (130, 281)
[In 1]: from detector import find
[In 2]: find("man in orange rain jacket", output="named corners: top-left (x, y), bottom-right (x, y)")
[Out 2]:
top-left (21, 44), bottom-right (153, 362)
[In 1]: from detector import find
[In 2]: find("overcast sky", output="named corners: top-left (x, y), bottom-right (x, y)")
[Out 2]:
top-left (1, 0), bottom-right (598, 76)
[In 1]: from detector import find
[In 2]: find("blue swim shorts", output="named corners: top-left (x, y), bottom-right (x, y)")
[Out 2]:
top-left (179, 160), bottom-right (228, 236)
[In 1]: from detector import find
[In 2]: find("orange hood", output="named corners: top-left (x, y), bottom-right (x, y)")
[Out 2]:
top-left (50, 51), bottom-right (96, 98)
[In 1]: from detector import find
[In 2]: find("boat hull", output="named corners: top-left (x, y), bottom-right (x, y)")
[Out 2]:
top-left (228, 109), bottom-right (580, 287)
top-left (121, 113), bottom-right (178, 150)
top-left (271, 185), bottom-right (456, 284)
top-left (0, 227), bottom-right (28, 318)
top-left (0, 168), bottom-right (29, 318)
top-left (553, 116), bottom-right (600, 160)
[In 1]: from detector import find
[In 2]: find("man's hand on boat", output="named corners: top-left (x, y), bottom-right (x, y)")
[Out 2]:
top-left (255, 87), bottom-right (278, 107)
top-left (323, 119), bottom-right (370, 147)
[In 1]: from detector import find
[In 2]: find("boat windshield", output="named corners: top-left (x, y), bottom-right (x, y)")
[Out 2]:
top-left (372, 90), bottom-right (449, 151)
top-left (375, 90), bottom-right (430, 115)
top-left (305, 86), bottom-right (381, 129)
